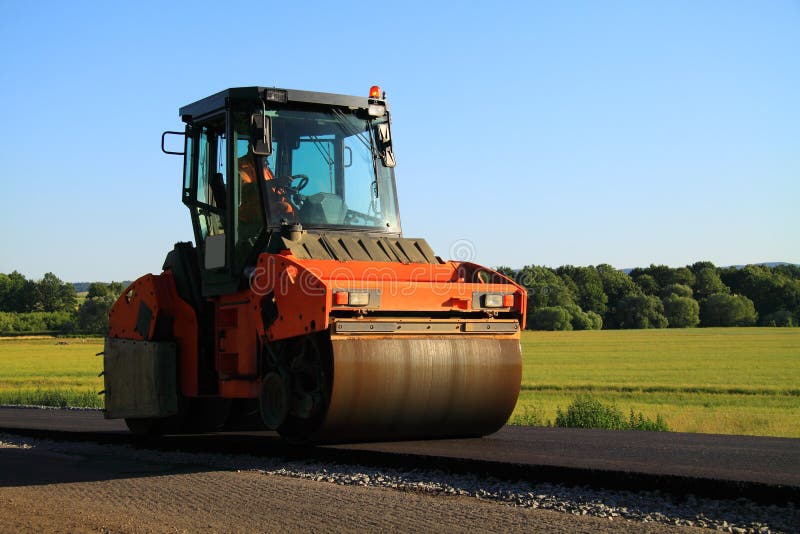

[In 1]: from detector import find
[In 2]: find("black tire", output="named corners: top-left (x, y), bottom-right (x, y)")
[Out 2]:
top-left (182, 398), bottom-right (231, 433)
top-left (124, 417), bottom-right (166, 436)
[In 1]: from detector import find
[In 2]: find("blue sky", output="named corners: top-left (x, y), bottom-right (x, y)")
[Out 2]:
top-left (0, 1), bottom-right (797, 282)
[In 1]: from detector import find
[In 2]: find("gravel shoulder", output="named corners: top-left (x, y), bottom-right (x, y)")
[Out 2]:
top-left (0, 437), bottom-right (697, 534)
top-left (0, 469), bottom-right (690, 534)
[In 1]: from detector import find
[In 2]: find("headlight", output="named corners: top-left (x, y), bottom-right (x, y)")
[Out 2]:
top-left (473, 292), bottom-right (515, 309)
top-left (348, 292), bottom-right (370, 306)
top-left (333, 290), bottom-right (371, 307)
top-left (483, 293), bottom-right (504, 308)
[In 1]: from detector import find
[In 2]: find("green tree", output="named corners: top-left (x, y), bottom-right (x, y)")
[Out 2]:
top-left (555, 266), bottom-right (608, 315)
top-left (86, 281), bottom-right (127, 301)
top-left (661, 283), bottom-right (693, 299)
top-left (774, 264), bottom-right (800, 280)
top-left (109, 282), bottom-right (126, 296)
top-left (672, 267), bottom-right (696, 287)
top-left (596, 264), bottom-right (639, 328)
top-left (613, 294), bottom-right (668, 329)
top-left (633, 274), bottom-right (660, 295)
top-left (519, 266), bottom-right (575, 310)
top-left (77, 295), bottom-right (116, 333)
top-left (528, 306), bottom-right (572, 331)
top-left (630, 264), bottom-right (676, 289)
top-left (0, 271), bottom-right (36, 312)
top-left (34, 272), bottom-right (77, 313)
top-left (663, 294), bottom-right (700, 328)
top-left (690, 261), bottom-right (717, 273)
top-left (87, 282), bottom-right (112, 299)
top-left (720, 265), bottom-right (800, 323)
top-left (692, 267), bottom-right (729, 301)
top-left (700, 293), bottom-right (757, 326)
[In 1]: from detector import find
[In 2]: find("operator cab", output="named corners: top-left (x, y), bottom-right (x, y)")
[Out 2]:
top-left (166, 86), bottom-right (401, 295)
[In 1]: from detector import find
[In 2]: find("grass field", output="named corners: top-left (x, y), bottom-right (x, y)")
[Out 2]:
top-left (512, 327), bottom-right (800, 438)
top-left (0, 328), bottom-right (798, 437)
top-left (0, 337), bottom-right (103, 408)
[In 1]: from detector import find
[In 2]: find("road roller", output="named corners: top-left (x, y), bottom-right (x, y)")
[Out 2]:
top-left (103, 86), bottom-right (526, 442)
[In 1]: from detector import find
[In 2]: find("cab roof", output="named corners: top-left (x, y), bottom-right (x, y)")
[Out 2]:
top-left (179, 87), bottom-right (375, 122)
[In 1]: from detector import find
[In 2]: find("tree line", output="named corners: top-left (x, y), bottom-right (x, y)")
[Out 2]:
top-left (1, 262), bottom-right (798, 334)
top-left (495, 262), bottom-right (800, 330)
top-left (0, 271), bottom-right (125, 334)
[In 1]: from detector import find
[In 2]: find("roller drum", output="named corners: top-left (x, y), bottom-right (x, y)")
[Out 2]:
top-left (299, 334), bottom-right (522, 442)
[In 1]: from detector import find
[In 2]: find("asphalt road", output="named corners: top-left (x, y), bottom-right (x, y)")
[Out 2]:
top-left (1, 406), bottom-right (798, 500)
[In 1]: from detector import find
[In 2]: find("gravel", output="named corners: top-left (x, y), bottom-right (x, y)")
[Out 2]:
top-left (1, 432), bottom-right (796, 533)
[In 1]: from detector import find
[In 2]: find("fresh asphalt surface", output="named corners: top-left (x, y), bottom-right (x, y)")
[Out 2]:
top-left (1, 406), bottom-right (798, 501)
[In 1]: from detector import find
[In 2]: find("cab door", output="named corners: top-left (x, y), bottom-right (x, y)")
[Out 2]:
top-left (182, 113), bottom-right (239, 296)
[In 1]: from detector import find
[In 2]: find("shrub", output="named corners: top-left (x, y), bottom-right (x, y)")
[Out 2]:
top-left (0, 311), bottom-right (75, 334)
top-left (761, 310), bottom-right (795, 327)
top-left (585, 311), bottom-right (603, 330)
top-left (528, 306), bottom-right (572, 331)
top-left (565, 304), bottom-right (592, 330)
top-left (509, 405), bottom-right (549, 427)
top-left (628, 409), bottom-right (669, 431)
top-left (663, 294), bottom-right (700, 328)
top-left (555, 394), bottom-right (627, 430)
top-left (700, 293), bottom-right (757, 326)
top-left (614, 294), bottom-right (668, 329)
top-left (555, 394), bottom-right (669, 432)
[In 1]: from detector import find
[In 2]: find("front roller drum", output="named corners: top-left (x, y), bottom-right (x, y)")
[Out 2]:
top-left (273, 334), bottom-right (521, 443)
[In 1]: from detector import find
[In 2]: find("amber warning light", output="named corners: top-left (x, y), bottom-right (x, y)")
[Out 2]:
top-left (369, 85), bottom-right (381, 98)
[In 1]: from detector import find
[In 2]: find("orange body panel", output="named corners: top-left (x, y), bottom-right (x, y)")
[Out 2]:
top-left (250, 254), bottom-right (331, 341)
top-left (108, 272), bottom-right (200, 396)
top-left (108, 275), bottom-right (161, 341)
top-left (250, 252), bottom-right (527, 341)
top-left (215, 290), bottom-right (260, 380)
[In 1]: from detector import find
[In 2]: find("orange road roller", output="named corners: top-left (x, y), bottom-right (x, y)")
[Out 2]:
top-left (103, 86), bottom-right (526, 442)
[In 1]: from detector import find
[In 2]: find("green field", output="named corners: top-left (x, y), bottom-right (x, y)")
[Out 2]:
top-left (513, 327), bottom-right (800, 437)
top-left (0, 337), bottom-right (103, 408)
top-left (0, 328), bottom-right (798, 437)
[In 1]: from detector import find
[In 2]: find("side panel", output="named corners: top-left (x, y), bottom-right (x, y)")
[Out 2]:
top-left (103, 338), bottom-right (178, 419)
top-left (252, 254), bottom-right (330, 341)
top-left (107, 271), bottom-right (201, 398)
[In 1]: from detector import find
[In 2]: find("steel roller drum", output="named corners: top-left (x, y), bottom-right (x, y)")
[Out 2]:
top-left (308, 335), bottom-right (522, 442)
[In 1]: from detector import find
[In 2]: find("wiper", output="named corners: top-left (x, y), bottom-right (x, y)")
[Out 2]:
top-left (331, 108), bottom-right (381, 160)
top-left (331, 108), bottom-right (384, 199)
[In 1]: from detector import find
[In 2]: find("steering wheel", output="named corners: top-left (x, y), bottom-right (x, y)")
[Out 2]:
top-left (272, 174), bottom-right (309, 193)
top-left (271, 174), bottom-right (309, 211)
top-left (288, 174), bottom-right (309, 192)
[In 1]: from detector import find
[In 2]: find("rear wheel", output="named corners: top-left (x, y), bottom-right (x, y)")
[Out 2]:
top-left (182, 398), bottom-right (231, 433)
top-left (124, 396), bottom-right (230, 436)
top-left (125, 417), bottom-right (170, 436)
top-left (259, 332), bottom-right (332, 441)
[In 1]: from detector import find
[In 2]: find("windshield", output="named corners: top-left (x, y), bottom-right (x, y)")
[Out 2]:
top-left (236, 108), bottom-right (400, 233)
